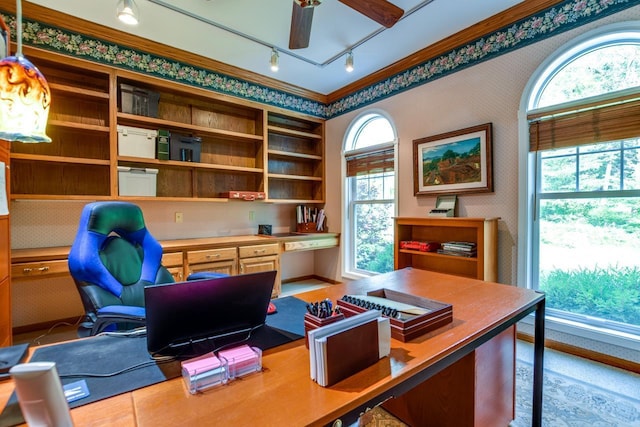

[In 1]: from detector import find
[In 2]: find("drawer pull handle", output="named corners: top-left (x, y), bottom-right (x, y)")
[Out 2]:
top-left (254, 249), bottom-right (266, 254)
top-left (206, 254), bottom-right (221, 259)
top-left (21, 266), bottom-right (49, 274)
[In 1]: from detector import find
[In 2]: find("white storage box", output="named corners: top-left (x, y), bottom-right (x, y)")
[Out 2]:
top-left (117, 125), bottom-right (158, 159)
top-left (118, 166), bottom-right (158, 196)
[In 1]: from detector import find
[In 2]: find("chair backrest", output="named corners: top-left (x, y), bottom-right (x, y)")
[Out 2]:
top-left (68, 201), bottom-right (172, 311)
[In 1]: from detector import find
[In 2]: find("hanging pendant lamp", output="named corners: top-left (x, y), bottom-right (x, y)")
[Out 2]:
top-left (0, 0), bottom-right (51, 143)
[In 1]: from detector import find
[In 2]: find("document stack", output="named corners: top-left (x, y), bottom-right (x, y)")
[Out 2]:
top-left (308, 310), bottom-right (390, 387)
top-left (437, 241), bottom-right (477, 257)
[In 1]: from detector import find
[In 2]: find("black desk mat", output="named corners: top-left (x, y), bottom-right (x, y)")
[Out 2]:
top-left (0, 296), bottom-right (307, 427)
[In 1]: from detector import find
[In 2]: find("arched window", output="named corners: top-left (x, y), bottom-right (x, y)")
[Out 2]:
top-left (343, 111), bottom-right (397, 278)
top-left (520, 23), bottom-right (640, 342)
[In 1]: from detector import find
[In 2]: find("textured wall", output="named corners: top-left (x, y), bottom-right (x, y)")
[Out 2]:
top-left (324, 7), bottom-right (640, 362)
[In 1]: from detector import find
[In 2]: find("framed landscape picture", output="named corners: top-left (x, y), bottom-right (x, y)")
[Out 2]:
top-left (413, 123), bottom-right (493, 196)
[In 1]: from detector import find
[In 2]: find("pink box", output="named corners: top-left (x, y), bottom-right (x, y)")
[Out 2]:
top-left (181, 352), bottom-right (228, 394)
top-left (218, 345), bottom-right (262, 379)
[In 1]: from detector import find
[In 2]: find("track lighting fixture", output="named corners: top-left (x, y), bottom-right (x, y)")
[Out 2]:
top-left (345, 51), bottom-right (354, 72)
top-left (117, 0), bottom-right (139, 25)
top-left (270, 48), bottom-right (279, 72)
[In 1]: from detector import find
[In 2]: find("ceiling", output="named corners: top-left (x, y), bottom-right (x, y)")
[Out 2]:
top-left (26, 0), bottom-right (524, 95)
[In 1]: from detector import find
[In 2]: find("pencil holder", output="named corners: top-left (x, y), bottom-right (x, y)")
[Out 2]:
top-left (304, 312), bottom-right (345, 349)
top-left (296, 222), bottom-right (317, 233)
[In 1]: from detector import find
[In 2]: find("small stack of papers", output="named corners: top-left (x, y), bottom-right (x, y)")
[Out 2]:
top-left (308, 310), bottom-right (390, 387)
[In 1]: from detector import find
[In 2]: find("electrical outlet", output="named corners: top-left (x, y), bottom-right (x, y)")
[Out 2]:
top-left (249, 211), bottom-right (255, 221)
top-left (175, 212), bottom-right (183, 223)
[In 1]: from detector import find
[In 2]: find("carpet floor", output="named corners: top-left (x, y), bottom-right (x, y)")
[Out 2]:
top-left (512, 343), bottom-right (640, 426)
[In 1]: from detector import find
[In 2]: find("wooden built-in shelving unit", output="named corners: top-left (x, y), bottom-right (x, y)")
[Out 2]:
top-left (9, 49), bottom-right (325, 204)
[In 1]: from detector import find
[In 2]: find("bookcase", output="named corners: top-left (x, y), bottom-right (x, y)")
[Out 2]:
top-left (9, 48), bottom-right (325, 204)
top-left (267, 112), bottom-right (324, 203)
top-left (394, 217), bottom-right (499, 281)
top-left (0, 140), bottom-right (10, 346)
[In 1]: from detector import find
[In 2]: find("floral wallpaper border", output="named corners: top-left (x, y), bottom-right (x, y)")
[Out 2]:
top-left (326, 0), bottom-right (637, 117)
top-left (1, 0), bottom-right (636, 119)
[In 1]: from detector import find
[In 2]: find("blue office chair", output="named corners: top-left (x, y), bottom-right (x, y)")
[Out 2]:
top-left (68, 201), bottom-right (175, 336)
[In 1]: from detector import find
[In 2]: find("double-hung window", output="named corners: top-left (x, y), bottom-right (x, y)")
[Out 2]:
top-left (523, 25), bottom-right (640, 339)
top-left (343, 112), bottom-right (397, 278)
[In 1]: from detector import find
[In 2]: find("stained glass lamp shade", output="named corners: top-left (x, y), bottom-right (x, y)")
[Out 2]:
top-left (0, 2), bottom-right (51, 143)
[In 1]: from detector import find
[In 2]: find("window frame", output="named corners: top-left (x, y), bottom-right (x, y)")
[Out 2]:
top-left (342, 110), bottom-right (398, 280)
top-left (518, 21), bottom-right (640, 350)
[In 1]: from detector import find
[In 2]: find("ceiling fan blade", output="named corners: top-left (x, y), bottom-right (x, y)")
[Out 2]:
top-left (289, 2), bottom-right (314, 50)
top-left (338, 0), bottom-right (403, 28)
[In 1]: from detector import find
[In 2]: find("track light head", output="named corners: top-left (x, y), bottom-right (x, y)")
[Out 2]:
top-left (117, 0), bottom-right (139, 25)
top-left (345, 51), bottom-right (354, 72)
top-left (270, 48), bottom-right (279, 72)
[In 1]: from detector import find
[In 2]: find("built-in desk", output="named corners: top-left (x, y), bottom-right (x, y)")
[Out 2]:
top-left (10, 233), bottom-right (339, 330)
top-left (0, 268), bottom-right (545, 426)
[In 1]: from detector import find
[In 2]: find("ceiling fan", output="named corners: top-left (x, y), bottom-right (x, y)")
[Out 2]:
top-left (289, 0), bottom-right (404, 49)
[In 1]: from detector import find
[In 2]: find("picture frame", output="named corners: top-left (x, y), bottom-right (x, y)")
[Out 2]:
top-left (413, 123), bottom-right (493, 196)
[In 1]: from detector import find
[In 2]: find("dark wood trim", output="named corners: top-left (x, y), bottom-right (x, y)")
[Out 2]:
top-left (10, 1), bottom-right (327, 103)
top-left (517, 331), bottom-right (640, 374)
top-left (327, 0), bottom-right (566, 102)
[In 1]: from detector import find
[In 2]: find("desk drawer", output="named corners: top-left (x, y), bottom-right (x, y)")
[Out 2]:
top-left (283, 237), bottom-right (339, 252)
top-left (12, 260), bottom-right (69, 278)
top-left (162, 252), bottom-right (184, 267)
top-left (238, 243), bottom-right (280, 258)
top-left (187, 247), bottom-right (237, 264)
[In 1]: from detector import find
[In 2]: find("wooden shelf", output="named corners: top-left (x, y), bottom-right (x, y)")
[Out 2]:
top-left (398, 248), bottom-right (478, 262)
top-left (117, 113), bottom-right (263, 143)
top-left (11, 194), bottom-right (113, 201)
top-left (47, 120), bottom-right (110, 133)
top-left (267, 125), bottom-right (322, 140)
top-left (116, 196), bottom-right (230, 203)
top-left (118, 156), bottom-right (264, 174)
top-left (9, 48), bottom-right (325, 203)
top-left (49, 82), bottom-right (110, 100)
top-left (268, 149), bottom-right (323, 161)
top-left (268, 174), bottom-right (323, 181)
top-left (394, 217), bottom-right (499, 281)
top-left (11, 153), bottom-right (110, 166)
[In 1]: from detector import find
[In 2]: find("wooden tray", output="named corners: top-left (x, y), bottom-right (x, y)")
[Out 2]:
top-left (336, 288), bottom-right (453, 342)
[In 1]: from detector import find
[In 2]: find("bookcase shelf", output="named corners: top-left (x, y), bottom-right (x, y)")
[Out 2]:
top-left (267, 112), bottom-right (324, 203)
top-left (394, 217), bottom-right (499, 281)
top-left (8, 47), bottom-right (325, 203)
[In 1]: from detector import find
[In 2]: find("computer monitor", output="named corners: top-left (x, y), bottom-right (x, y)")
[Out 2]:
top-left (144, 270), bottom-right (276, 358)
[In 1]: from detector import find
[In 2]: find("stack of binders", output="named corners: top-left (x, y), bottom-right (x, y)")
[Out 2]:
top-left (308, 310), bottom-right (390, 387)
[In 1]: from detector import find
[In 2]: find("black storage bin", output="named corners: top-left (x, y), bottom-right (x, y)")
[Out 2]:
top-left (170, 133), bottom-right (202, 162)
top-left (119, 83), bottom-right (160, 117)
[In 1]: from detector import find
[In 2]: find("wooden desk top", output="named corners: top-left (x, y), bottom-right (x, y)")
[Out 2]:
top-left (11, 233), bottom-right (340, 263)
top-left (0, 268), bottom-right (543, 426)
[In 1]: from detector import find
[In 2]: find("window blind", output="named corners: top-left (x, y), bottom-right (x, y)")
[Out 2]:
top-left (345, 146), bottom-right (394, 177)
top-left (528, 91), bottom-right (640, 152)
